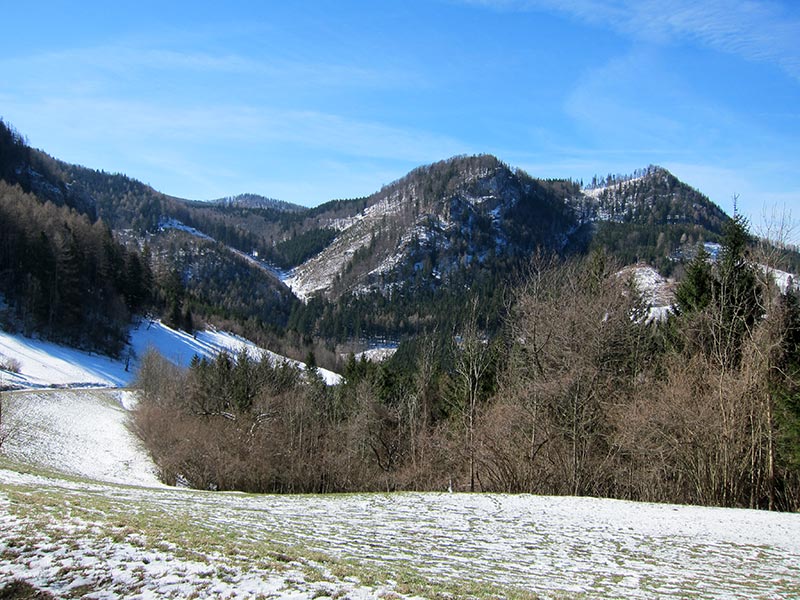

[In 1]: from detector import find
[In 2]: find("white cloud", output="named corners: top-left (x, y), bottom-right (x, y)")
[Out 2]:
top-left (563, 50), bottom-right (692, 150)
top-left (465, 0), bottom-right (800, 80)
top-left (0, 41), bottom-right (425, 99)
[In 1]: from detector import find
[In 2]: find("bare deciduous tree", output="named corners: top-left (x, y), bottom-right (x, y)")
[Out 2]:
top-left (452, 299), bottom-right (494, 492)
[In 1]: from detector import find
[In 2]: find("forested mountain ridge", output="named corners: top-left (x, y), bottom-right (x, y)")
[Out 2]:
top-left (209, 193), bottom-right (306, 212)
top-left (1, 117), bottom-right (785, 355)
top-left (284, 156), bottom-right (735, 300)
top-left (578, 165), bottom-right (732, 272)
top-left (1, 118), bottom-right (732, 299)
top-left (579, 165), bottom-right (727, 229)
top-left (285, 155), bottom-right (580, 300)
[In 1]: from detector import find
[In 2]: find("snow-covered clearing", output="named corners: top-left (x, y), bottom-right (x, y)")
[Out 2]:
top-left (0, 330), bottom-right (130, 389)
top-left (617, 264), bottom-right (676, 323)
top-left (0, 319), bottom-right (341, 390)
top-left (158, 217), bottom-right (214, 241)
top-left (761, 264), bottom-right (796, 295)
top-left (1, 465), bottom-right (799, 599)
top-left (1, 389), bottom-right (160, 487)
top-left (354, 346), bottom-right (398, 363)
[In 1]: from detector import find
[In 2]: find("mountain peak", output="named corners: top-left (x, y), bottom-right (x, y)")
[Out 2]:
top-left (210, 193), bottom-right (305, 212)
top-left (285, 155), bottom-right (578, 300)
top-left (576, 164), bottom-right (728, 231)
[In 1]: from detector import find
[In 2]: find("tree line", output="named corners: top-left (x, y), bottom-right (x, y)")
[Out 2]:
top-left (133, 214), bottom-right (800, 509)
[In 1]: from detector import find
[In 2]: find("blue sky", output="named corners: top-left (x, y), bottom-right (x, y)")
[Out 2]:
top-left (1, 0), bottom-right (798, 238)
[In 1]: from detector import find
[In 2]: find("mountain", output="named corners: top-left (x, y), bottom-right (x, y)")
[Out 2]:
top-left (285, 155), bottom-right (578, 300)
top-left (284, 157), bottom-right (728, 300)
top-left (209, 193), bottom-right (306, 212)
top-left (578, 165), bottom-right (731, 273)
top-left (1, 117), bottom-right (765, 355)
top-left (579, 165), bottom-right (727, 229)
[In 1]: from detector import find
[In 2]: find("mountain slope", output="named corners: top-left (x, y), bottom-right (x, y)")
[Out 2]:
top-left (0, 318), bottom-right (341, 390)
top-left (284, 158), bottom-right (732, 301)
top-left (577, 166), bottom-right (730, 271)
top-left (1, 388), bottom-right (161, 486)
top-left (286, 155), bottom-right (579, 300)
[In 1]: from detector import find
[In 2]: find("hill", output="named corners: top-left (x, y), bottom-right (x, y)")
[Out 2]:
top-left (209, 193), bottom-right (306, 212)
top-left (0, 319), bottom-right (340, 391)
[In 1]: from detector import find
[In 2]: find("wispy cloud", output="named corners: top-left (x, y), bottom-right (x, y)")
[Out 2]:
top-left (464, 0), bottom-right (800, 81)
top-left (0, 31), bottom-right (454, 202)
top-left (1, 93), bottom-right (467, 177)
top-left (0, 41), bottom-right (426, 99)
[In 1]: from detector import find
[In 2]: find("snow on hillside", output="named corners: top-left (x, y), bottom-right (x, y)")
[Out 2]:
top-left (128, 320), bottom-right (340, 385)
top-left (285, 185), bottom-right (415, 301)
top-left (0, 320), bottom-right (341, 390)
top-left (1, 468), bottom-right (799, 599)
top-left (618, 264), bottom-right (676, 322)
top-left (582, 175), bottom-right (646, 200)
top-left (0, 330), bottom-right (129, 389)
top-left (158, 217), bottom-right (214, 241)
top-left (1, 389), bottom-right (161, 487)
top-left (354, 346), bottom-right (397, 362)
top-left (762, 264), bottom-right (797, 294)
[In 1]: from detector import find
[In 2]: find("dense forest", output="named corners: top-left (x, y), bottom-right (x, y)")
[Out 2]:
top-left (134, 216), bottom-right (800, 510)
top-left (0, 180), bottom-right (153, 355)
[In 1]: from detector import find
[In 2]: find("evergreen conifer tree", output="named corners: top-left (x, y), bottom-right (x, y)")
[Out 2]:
top-left (675, 245), bottom-right (713, 314)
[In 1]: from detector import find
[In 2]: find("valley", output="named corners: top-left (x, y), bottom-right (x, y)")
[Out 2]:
top-left (3, 0), bottom-right (799, 596)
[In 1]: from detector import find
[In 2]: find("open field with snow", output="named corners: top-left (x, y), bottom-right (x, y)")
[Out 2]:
top-left (1, 387), bottom-right (800, 599)
top-left (2, 461), bottom-right (800, 599)
top-left (0, 389), bottom-right (160, 487)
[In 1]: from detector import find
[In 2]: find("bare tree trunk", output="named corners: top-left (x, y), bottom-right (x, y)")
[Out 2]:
top-left (454, 299), bottom-right (492, 493)
top-left (767, 397), bottom-right (776, 511)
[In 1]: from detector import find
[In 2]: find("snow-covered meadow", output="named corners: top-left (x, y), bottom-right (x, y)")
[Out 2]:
top-left (2, 463), bottom-right (800, 599)
top-left (1, 389), bottom-right (160, 487)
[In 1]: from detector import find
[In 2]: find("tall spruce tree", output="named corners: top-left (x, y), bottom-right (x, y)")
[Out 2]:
top-left (675, 244), bottom-right (713, 314)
